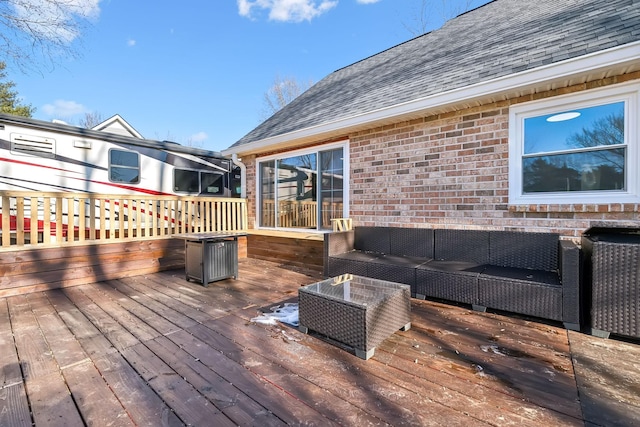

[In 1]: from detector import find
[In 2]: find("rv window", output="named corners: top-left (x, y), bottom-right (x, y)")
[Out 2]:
top-left (174, 169), bottom-right (199, 193)
top-left (200, 172), bottom-right (224, 195)
top-left (109, 149), bottom-right (140, 183)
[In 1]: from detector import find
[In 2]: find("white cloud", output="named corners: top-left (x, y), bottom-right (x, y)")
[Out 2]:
top-left (190, 132), bottom-right (208, 143)
top-left (11, 0), bottom-right (102, 43)
top-left (238, 0), bottom-right (338, 23)
top-left (127, 39), bottom-right (136, 47)
top-left (41, 100), bottom-right (88, 118)
top-left (356, 0), bottom-right (380, 3)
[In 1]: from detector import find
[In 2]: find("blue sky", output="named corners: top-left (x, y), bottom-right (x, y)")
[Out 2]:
top-left (9, 0), bottom-right (488, 153)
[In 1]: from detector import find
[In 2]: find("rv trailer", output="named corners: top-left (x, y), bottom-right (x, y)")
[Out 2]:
top-left (0, 113), bottom-right (243, 243)
top-left (0, 113), bottom-right (241, 197)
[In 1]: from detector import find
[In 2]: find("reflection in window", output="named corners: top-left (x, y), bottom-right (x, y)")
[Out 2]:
top-left (522, 102), bottom-right (625, 193)
top-left (260, 161), bottom-right (276, 227)
top-left (277, 154), bottom-right (316, 229)
top-left (320, 148), bottom-right (344, 229)
top-left (174, 169), bottom-right (225, 194)
top-left (174, 169), bottom-right (199, 193)
top-left (200, 172), bottom-right (224, 195)
top-left (109, 149), bottom-right (140, 183)
top-left (258, 145), bottom-right (346, 230)
top-left (523, 149), bottom-right (624, 192)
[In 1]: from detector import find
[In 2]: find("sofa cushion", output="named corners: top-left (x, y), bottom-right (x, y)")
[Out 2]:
top-left (434, 229), bottom-right (490, 264)
top-left (327, 251), bottom-right (379, 276)
top-left (480, 265), bottom-right (560, 287)
top-left (355, 226), bottom-right (390, 254)
top-left (418, 259), bottom-right (485, 275)
top-left (367, 254), bottom-right (429, 287)
top-left (369, 253), bottom-right (430, 268)
top-left (388, 228), bottom-right (434, 258)
top-left (489, 231), bottom-right (559, 271)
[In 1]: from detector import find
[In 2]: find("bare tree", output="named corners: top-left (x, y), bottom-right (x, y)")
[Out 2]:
top-left (403, 0), bottom-right (480, 36)
top-left (261, 74), bottom-right (314, 120)
top-left (78, 111), bottom-right (103, 128)
top-left (0, 0), bottom-right (101, 72)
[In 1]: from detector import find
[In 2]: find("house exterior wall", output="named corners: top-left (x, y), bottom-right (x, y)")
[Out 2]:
top-left (243, 72), bottom-right (640, 239)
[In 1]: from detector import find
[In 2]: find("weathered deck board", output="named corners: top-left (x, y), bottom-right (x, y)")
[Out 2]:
top-left (61, 286), bottom-right (140, 352)
top-left (211, 310), bottom-right (482, 426)
top-left (122, 342), bottom-right (236, 427)
top-left (0, 382), bottom-right (31, 427)
top-left (144, 335), bottom-right (288, 427)
top-left (404, 303), bottom-right (582, 419)
top-left (92, 352), bottom-right (184, 427)
top-left (226, 302), bottom-right (577, 427)
top-left (569, 331), bottom-right (640, 427)
top-left (0, 258), bottom-right (638, 426)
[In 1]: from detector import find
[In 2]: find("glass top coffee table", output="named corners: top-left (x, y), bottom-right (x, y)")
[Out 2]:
top-left (298, 274), bottom-right (411, 360)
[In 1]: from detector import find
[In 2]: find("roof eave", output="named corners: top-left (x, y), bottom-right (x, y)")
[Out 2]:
top-left (223, 40), bottom-right (640, 157)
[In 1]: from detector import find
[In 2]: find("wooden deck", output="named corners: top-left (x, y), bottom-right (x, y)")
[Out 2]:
top-left (1, 258), bottom-right (639, 426)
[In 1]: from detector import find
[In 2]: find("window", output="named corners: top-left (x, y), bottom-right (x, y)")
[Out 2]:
top-left (174, 169), bottom-right (224, 195)
top-left (200, 172), bottom-right (224, 195)
top-left (509, 83), bottom-right (639, 204)
top-left (174, 169), bottom-right (199, 193)
top-left (257, 142), bottom-right (348, 231)
top-left (109, 149), bottom-right (140, 183)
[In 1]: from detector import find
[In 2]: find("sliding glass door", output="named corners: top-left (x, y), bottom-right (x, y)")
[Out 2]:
top-left (258, 144), bottom-right (346, 230)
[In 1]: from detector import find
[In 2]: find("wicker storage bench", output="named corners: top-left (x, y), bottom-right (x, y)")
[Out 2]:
top-left (582, 229), bottom-right (640, 339)
top-left (298, 275), bottom-right (411, 360)
top-left (324, 226), bottom-right (581, 329)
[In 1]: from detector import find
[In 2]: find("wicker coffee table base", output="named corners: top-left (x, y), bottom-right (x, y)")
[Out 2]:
top-left (298, 275), bottom-right (411, 360)
top-left (298, 322), bottom-right (411, 360)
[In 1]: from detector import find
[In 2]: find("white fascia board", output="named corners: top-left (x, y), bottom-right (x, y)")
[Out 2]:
top-left (223, 41), bottom-right (640, 156)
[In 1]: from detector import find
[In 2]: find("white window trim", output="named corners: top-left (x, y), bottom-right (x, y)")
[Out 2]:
top-left (255, 140), bottom-right (350, 232)
top-left (509, 81), bottom-right (640, 205)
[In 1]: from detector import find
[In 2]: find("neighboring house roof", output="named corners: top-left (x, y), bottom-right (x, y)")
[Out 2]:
top-left (92, 114), bottom-right (144, 139)
top-left (225, 0), bottom-right (640, 155)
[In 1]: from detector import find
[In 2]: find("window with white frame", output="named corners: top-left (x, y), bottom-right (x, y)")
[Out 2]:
top-left (509, 83), bottom-right (639, 204)
top-left (257, 142), bottom-right (348, 231)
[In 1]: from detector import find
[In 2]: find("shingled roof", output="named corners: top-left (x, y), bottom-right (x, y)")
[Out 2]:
top-left (227, 0), bottom-right (640, 153)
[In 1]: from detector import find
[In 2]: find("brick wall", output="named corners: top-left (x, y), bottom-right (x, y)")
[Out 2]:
top-left (350, 106), bottom-right (511, 228)
top-left (241, 74), bottom-right (640, 239)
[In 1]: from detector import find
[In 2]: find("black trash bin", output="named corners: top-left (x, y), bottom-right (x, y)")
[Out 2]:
top-left (582, 226), bottom-right (640, 339)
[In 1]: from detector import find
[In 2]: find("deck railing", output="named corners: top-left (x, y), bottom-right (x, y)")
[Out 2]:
top-left (0, 191), bottom-right (248, 248)
top-left (261, 200), bottom-right (344, 229)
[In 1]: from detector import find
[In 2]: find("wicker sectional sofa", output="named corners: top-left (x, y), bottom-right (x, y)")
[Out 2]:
top-left (324, 226), bottom-right (581, 330)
